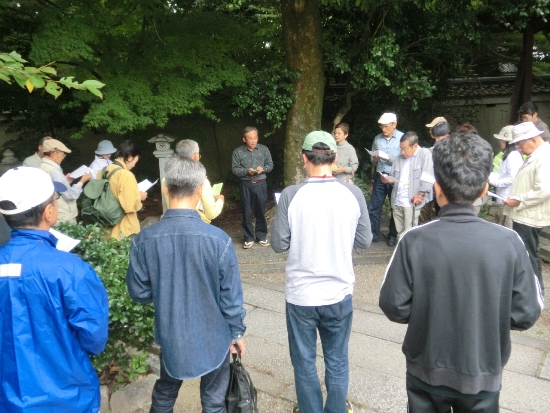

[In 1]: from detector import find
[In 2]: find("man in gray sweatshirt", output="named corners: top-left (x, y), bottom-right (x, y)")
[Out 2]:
top-left (271, 131), bottom-right (372, 413)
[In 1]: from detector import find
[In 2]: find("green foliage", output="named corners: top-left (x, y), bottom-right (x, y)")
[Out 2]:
top-left (0, 51), bottom-right (105, 98)
top-left (55, 222), bottom-right (154, 383)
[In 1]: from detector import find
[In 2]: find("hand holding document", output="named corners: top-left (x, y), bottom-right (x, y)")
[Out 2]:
top-left (487, 191), bottom-right (506, 201)
top-left (379, 172), bottom-right (396, 184)
top-left (137, 179), bottom-right (158, 192)
top-left (212, 183), bottom-right (223, 196)
top-left (365, 148), bottom-right (390, 161)
top-left (69, 165), bottom-right (93, 179)
top-left (49, 228), bottom-right (81, 252)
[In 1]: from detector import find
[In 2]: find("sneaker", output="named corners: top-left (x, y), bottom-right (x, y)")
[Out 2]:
top-left (243, 241), bottom-right (254, 249)
top-left (259, 239), bottom-right (270, 247)
top-left (292, 407), bottom-right (300, 413)
top-left (345, 400), bottom-right (354, 412)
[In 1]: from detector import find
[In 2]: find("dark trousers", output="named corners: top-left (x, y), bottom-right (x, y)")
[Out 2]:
top-left (150, 352), bottom-right (230, 413)
top-left (240, 180), bottom-right (268, 242)
top-left (406, 375), bottom-right (499, 413)
top-left (369, 173), bottom-right (397, 241)
top-left (513, 221), bottom-right (544, 292)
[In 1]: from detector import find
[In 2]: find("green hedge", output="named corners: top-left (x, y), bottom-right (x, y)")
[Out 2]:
top-left (56, 222), bottom-right (154, 382)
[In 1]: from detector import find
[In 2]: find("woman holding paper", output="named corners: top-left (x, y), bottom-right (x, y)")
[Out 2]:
top-left (103, 140), bottom-right (147, 239)
top-left (332, 123), bottom-right (359, 183)
top-left (490, 126), bottom-right (523, 228)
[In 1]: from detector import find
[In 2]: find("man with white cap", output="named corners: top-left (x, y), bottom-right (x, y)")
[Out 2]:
top-left (89, 139), bottom-right (117, 179)
top-left (369, 112), bottom-right (402, 246)
top-left (0, 167), bottom-right (109, 412)
top-left (40, 138), bottom-right (92, 223)
top-left (504, 121), bottom-right (550, 293)
top-left (425, 116), bottom-right (447, 140)
top-left (271, 131), bottom-right (372, 413)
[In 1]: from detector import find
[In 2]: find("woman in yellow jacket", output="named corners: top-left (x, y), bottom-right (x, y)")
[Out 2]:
top-left (100, 140), bottom-right (147, 239)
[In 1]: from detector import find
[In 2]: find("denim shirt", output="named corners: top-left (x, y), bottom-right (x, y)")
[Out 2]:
top-left (127, 209), bottom-right (246, 379)
top-left (372, 130), bottom-right (403, 173)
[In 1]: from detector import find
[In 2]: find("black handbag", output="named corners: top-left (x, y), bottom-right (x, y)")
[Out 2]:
top-left (225, 353), bottom-right (259, 413)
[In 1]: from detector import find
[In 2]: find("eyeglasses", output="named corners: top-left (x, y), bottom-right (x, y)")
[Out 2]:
top-left (54, 151), bottom-right (67, 158)
top-left (379, 123), bottom-right (395, 130)
top-left (55, 193), bottom-right (62, 200)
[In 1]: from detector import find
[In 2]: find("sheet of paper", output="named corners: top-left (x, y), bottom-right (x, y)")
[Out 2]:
top-left (49, 228), bottom-right (81, 252)
top-left (487, 191), bottom-right (506, 201)
top-left (137, 178), bottom-right (158, 192)
top-left (365, 148), bottom-right (390, 161)
top-left (275, 193), bottom-right (281, 204)
top-left (379, 172), bottom-right (396, 183)
top-left (420, 171), bottom-right (436, 184)
top-left (69, 165), bottom-right (93, 179)
top-left (212, 183), bottom-right (223, 196)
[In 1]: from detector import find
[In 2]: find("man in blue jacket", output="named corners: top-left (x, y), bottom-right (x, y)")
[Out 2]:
top-left (380, 133), bottom-right (543, 412)
top-left (0, 167), bottom-right (109, 413)
top-left (127, 157), bottom-right (246, 413)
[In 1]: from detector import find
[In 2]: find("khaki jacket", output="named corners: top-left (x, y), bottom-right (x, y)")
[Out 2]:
top-left (102, 163), bottom-right (142, 239)
top-left (505, 142), bottom-right (550, 227)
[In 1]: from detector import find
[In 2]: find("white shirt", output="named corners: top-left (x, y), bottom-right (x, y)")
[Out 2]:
top-left (89, 156), bottom-right (113, 179)
top-left (395, 157), bottom-right (412, 207)
top-left (490, 150), bottom-right (524, 204)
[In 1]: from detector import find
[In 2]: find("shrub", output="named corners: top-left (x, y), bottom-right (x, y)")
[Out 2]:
top-left (55, 222), bottom-right (155, 383)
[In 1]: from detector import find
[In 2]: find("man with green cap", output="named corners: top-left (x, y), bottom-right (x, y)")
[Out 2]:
top-left (271, 131), bottom-right (372, 413)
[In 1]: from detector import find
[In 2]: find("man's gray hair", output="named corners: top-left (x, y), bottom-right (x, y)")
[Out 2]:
top-left (164, 157), bottom-right (206, 199)
top-left (400, 131), bottom-right (418, 146)
top-left (175, 139), bottom-right (199, 159)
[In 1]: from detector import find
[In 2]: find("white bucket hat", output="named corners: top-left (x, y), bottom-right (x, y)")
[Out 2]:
top-left (0, 167), bottom-right (67, 215)
top-left (95, 140), bottom-right (117, 155)
top-left (378, 113), bottom-right (397, 124)
top-left (510, 122), bottom-right (544, 144)
top-left (493, 125), bottom-right (514, 142)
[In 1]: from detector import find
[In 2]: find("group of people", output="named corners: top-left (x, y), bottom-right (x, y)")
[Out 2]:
top-left (21, 136), bottom-right (148, 239)
top-left (0, 109), bottom-right (547, 413)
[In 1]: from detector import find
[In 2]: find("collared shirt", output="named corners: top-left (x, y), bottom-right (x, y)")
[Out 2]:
top-left (23, 152), bottom-right (42, 168)
top-left (372, 130), bottom-right (404, 173)
top-left (0, 229), bottom-right (109, 412)
top-left (231, 144), bottom-right (274, 181)
top-left (40, 158), bottom-right (83, 201)
top-left (127, 209), bottom-right (246, 379)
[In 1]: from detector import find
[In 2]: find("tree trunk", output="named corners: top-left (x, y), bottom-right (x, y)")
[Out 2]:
top-left (281, 0), bottom-right (325, 185)
top-left (507, 23), bottom-right (534, 124)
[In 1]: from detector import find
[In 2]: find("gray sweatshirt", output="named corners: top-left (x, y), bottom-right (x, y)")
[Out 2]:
top-left (271, 177), bottom-right (372, 306)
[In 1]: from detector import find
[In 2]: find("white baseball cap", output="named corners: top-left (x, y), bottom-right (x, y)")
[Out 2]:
top-left (378, 113), bottom-right (397, 124)
top-left (510, 122), bottom-right (544, 144)
top-left (0, 167), bottom-right (67, 215)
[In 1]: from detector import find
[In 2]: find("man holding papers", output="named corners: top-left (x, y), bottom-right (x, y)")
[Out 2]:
top-left (369, 112), bottom-right (402, 246)
top-left (161, 139), bottom-right (224, 224)
top-left (380, 131), bottom-right (433, 238)
top-left (40, 138), bottom-right (91, 224)
top-left (503, 121), bottom-right (550, 294)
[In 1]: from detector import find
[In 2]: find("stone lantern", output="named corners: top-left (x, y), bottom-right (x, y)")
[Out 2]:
top-left (0, 149), bottom-right (20, 175)
top-left (148, 134), bottom-right (174, 213)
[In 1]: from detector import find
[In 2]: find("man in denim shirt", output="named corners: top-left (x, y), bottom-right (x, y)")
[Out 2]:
top-left (127, 157), bottom-right (246, 413)
top-left (369, 112), bottom-right (403, 246)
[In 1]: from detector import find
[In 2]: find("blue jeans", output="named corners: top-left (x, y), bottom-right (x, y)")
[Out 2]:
top-left (286, 295), bottom-right (353, 413)
top-left (369, 173), bottom-right (397, 241)
top-left (150, 351), bottom-right (230, 413)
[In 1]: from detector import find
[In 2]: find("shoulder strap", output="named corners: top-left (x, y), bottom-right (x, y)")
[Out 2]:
top-left (103, 167), bottom-right (123, 181)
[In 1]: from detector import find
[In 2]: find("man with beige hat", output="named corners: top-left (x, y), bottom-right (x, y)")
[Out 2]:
top-left (40, 138), bottom-right (92, 224)
top-left (504, 121), bottom-right (550, 293)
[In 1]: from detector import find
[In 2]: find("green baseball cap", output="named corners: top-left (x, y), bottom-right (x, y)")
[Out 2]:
top-left (302, 131), bottom-right (337, 153)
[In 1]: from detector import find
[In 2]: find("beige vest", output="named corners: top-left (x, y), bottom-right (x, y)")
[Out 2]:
top-left (40, 162), bottom-right (78, 224)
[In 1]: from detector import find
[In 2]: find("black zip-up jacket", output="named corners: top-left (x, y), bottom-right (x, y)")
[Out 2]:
top-left (379, 203), bottom-right (543, 394)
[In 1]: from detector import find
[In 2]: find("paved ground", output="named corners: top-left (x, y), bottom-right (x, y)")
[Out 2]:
top-left (130, 231), bottom-right (550, 413)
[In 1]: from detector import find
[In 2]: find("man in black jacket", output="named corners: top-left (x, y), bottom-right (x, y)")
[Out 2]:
top-left (379, 132), bottom-right (543, 413)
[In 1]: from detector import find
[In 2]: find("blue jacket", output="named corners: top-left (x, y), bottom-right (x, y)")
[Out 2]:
top-left (0, 229), bottom-right (109, 413)
top-left (127, 209), bottom-right (246, 379)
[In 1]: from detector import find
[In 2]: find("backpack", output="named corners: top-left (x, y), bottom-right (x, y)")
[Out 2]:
top-left (81, 167), bottom-right (125, 226)
top-left (225, 353), bottom-right (259, 413)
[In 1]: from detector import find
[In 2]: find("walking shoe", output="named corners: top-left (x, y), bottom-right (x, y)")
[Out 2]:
top-left (259, 239), bottom-right (270, 247)
top-left (345, 400), bottom-right (354, 412)
top-left (243, 241), bottom-right (254, 249)
top-left (292, 406), bottom-right (300, 413)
